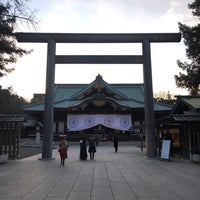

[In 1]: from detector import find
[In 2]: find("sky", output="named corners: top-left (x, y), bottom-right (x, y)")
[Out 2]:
top-left (0, 0), bottom-right (194, 100)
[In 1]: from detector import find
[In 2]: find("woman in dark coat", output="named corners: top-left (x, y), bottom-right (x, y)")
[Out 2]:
top-left (80, 138), bottom-right (88, 160)
top-left (88, 138), bottom-right (96, 160)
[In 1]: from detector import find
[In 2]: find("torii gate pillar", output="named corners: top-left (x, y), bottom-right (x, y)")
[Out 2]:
top-left (143, 39), bottom-right (157, 157)
top-left (42, 39), bottom-right (56, 159)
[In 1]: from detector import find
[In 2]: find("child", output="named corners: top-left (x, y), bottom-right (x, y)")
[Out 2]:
top-left (59, 138), bottom-right (68, 165)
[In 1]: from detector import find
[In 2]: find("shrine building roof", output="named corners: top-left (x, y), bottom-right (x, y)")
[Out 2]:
top-left (22, 75), bottom-right (172, 112)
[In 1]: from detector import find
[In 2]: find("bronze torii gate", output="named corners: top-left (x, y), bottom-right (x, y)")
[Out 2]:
top-left (16, 32), bottom-right (181, 159)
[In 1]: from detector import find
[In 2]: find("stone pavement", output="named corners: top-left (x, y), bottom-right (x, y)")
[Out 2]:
top-left (0, 143), bottom-right (200, 200)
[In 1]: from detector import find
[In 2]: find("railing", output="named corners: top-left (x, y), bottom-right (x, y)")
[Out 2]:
top-left (0, 122), bottom-right (20, 159)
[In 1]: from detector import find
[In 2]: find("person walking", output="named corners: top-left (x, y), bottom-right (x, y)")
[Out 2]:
top-left (58, 137), bottom-right (68, 165)
top-left (80, 137), bottom-right (88, 160)
top-left (95, 135), bottom-right (99, 146)
top-left (113, 135), bottom-right (119, 152)
top-left (88, 138), bottom-right (96, 160)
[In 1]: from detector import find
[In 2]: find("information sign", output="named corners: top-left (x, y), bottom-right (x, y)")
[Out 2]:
top-left (161, 140), bottom-right (171, 159)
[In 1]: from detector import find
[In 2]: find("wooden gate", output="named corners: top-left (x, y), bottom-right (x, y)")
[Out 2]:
top-left (0, 115), bottom-right (24, 159)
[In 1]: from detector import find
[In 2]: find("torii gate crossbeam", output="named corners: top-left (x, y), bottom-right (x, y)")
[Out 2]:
top-left (16, 32), bottom-right (181, 159)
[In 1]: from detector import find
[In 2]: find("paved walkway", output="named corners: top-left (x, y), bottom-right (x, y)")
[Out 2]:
top-left (0, 143), bottom-right (199, 200)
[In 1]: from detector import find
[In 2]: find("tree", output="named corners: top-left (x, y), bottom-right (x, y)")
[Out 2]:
top-left (154, 91), bottom-right (176, 105)
top-left (0, 0), bottom-right (37, 78)
top-left (0, 1), bottom-right (37, 114)
top-left (174, 0), bottom-right (200, 95)
top-left (0, 86), bottom-right (28, 114)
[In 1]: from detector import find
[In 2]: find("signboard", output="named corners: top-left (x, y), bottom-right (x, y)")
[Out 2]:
top-left (161, 140), bottom-right (171, 159)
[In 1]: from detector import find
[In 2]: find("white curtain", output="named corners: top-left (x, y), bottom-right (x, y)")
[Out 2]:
top-left (67, 114), bottom-right (132, 131)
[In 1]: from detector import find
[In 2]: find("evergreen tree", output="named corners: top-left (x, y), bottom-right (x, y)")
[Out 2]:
top-left (174, 0), bottom-right (200, 95)
top-left (0, 0), bottom-right (37, 77)
top-left (0, 1), bottom-right (37, 113)
top-left (0, 86), bottom-right (28, 114)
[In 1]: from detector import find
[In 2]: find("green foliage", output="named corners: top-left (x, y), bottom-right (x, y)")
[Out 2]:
top-left (188, 0), bottom-right (200, 17)
top-left (0, 1), bottom-right (37, 114)
top-left (0, 86), bottom-right (28, 114)
top-left (0, 0), bottom-right (36, 77)
top-left (175, 0), bottom-right (200, 95)
top-left (175, 60), bottom-right (200, 95)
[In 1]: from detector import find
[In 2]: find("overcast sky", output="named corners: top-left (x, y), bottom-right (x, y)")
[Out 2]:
top-left (0, 0), bottom-right (194, 100)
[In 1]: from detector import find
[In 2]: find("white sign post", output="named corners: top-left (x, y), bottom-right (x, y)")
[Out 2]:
top-left (161, 140), bottom-right (171, 160)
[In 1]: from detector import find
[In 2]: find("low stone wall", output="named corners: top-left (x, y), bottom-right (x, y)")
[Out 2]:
top-left (0, 154), bottom-right (8, 163)
top-left (192, 154), bottom-right (200, 163)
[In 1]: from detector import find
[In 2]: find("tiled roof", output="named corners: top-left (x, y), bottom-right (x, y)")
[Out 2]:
top-left (71, 74), bottom-right (127, 100)
top-left (0, 115), bottom-right (26, 122)
top-left (172, 96), bottom-right (200, 114)
top-left (23, 75), bottom-right (172, 112)
top-left (181, 96), bottom-right (200, 109)
top-left (22, 102), bottom-right (44, 111)
top-left (173, 114), bottom-right (200, 121)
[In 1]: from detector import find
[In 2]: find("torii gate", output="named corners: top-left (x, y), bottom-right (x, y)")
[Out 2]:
top-left (16, 32), bottom-right (181, 159)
